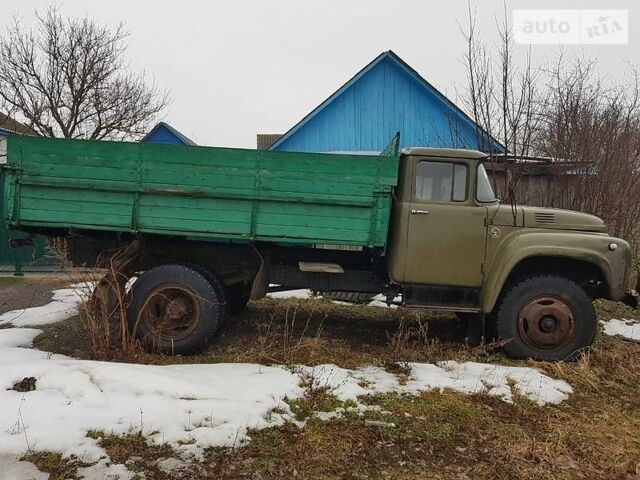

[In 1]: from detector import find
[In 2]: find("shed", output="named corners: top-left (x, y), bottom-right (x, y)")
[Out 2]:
top-left (266, 50), bottom-right (504, 154)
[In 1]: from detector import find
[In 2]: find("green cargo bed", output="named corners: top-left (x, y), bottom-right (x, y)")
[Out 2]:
top-left (1, 136), bottom-right (399, 248)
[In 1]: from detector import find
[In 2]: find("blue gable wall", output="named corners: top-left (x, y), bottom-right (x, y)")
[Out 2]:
top-left (143, 125), bottom-right (184, 144)
top-left (269, 51), bottom-right (503, 153)
top-left (142, 122), bottom-right (195, 145)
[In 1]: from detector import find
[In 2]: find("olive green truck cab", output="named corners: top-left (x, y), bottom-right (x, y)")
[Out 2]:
top-left (1, 136), bottom-right (636, 360)
top-left (387, 148), bottom-right (635, 360)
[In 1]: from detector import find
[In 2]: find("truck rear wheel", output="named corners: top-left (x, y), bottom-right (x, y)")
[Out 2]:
top-left (128, 264), bottom-right (226, 355)
top-left (494, 275), bottom-right (596, 361)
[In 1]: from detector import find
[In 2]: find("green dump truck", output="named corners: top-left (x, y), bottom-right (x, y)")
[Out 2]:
top-left (1, 136), bottom-right (636, 360)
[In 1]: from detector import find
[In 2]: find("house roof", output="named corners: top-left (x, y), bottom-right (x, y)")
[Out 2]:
top-left (0, 113), bottom-right (36, 135)
top-left (257, 133), bottom-right (282, 150)
top-left (141, 122), bottom-right (196, 145)
top-left (267, 50), bottom-right (505, 153)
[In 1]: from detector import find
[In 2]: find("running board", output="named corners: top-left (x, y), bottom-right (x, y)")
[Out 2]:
top-left (403, 285), bottom-right (480, 311)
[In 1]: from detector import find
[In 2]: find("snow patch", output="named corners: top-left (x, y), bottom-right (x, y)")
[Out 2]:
top-left (76, 459), bottom-right (134, 480)
top-left (368, 293), bottom-right (400, 309)
top-left (417, 361), bottom-right (572, 405)
top-left (601, 319), bottom-right (640, 342)
top-left (300, 362), bottom-right (572, 406)
top-left (0, 284), bottom-right (91, 328)
top-left (0, 328), bottom-right (303, 463)
top-left (298, 364), bottom-right (400, 401)
top-left (0, 454), bottom-right (48, 480)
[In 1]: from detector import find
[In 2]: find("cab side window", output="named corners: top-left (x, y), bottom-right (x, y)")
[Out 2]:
top-left (415, 161), bottom-right (468, 202)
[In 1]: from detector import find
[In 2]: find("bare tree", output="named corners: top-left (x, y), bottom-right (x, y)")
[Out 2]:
top-left (536, 58), bottom-right (640, 246)
top-left (459, 2), bottom-right (640, 256)
top-left (0, 5), bottom-right (168, 140)
top-left (459, 2), bottom-right (541, 210)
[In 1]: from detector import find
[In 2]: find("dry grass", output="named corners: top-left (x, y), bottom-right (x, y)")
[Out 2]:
top-left (98, 431), bottom-right (173, 465)
top-left (253, 305), bottom-right (326, 365)
top-left (20, 451), bottom-right (84, 480)
top-left (47, 240), bottom-right (144, 361)
top-left (203, 384), bottom-right (639, 479)
top-left (34, 295), bottom-right (488, 367)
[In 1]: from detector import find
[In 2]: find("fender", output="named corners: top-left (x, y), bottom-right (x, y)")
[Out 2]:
top-left (480, 229), bottom-right (631, 313)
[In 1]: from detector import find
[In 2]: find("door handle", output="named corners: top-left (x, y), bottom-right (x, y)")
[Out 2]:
top-left (410, 209), bottom-right (430, 215)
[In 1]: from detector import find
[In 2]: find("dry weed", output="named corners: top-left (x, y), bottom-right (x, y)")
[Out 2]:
top-left (255, 305), bottom-right (325, 365)
top-left (48, 239), bottom-right (142, 361)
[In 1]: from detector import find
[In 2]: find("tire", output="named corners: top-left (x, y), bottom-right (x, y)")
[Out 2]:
top-left (127, 264), bottom-right (226, 355)
top-left (177, 263), bottom-right (230, 326)
top-left (494, 275), bottom-right (596, 361)
top-left (321, 291), bottom-right (373, 304)
top-left (227, 283), bottom-right (251, 315)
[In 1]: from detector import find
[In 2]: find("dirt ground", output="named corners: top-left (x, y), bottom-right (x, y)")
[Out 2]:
top-left (0, 275), bottom-right (70, 316)
top-left (3, 276), bottom-right (640, 480)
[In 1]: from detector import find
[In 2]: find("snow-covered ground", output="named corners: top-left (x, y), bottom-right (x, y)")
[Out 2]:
top-left (0, 327), bottom-right (303, 461)
top-left (298, 362), bottom-right (571, 405)
top-left (0, 283), bottom-right (574, 478)
top-left (0, 285), bottom-right (89, 328)
top-left (601, 319), bottom-right (640, 342)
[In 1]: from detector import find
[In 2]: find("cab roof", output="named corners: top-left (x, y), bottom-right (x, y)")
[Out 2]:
top-left (401, 147), bottom-right (488, 160)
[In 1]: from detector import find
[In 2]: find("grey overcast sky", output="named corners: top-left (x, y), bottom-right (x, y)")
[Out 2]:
top-left (2, 0), bottom-right (639, 147)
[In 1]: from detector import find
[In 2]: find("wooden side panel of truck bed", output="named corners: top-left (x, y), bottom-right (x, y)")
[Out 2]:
top-left (2, 136), bottom-right (399, 248)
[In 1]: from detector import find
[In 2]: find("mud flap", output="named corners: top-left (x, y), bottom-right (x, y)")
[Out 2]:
top-left (250, 257), bottom-right (270, 301)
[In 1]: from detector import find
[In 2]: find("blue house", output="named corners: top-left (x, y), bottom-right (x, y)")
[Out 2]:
top-left (267, 50), bottom-right (504, 154)
top-left (0, 113), bottom-right (34, 138)
top-left (141, 122), bottom-right (196, 145)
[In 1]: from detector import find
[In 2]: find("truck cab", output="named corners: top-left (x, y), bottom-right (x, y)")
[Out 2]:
top-left (386, 147), bottom-right (635, 360)
top-left (387, 148), bottom-right (491, 297)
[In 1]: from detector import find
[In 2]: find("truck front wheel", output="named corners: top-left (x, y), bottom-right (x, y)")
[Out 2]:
top-left (128, 264), bottom-right (226, 355)
top-left (494, 275), bottom-right (596, 361)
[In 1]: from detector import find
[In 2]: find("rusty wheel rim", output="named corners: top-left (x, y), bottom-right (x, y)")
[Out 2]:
top-left (141, 284), bottom-right (201, 341)
top-left (517, 295), bottom-right (576, 350)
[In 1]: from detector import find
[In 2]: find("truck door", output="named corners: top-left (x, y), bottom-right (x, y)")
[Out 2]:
top-left (403, 160), bottom-right (487, 287)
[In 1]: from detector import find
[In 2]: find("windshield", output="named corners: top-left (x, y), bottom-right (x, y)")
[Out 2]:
top-left (476, 163), bottom-right (498, 203)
